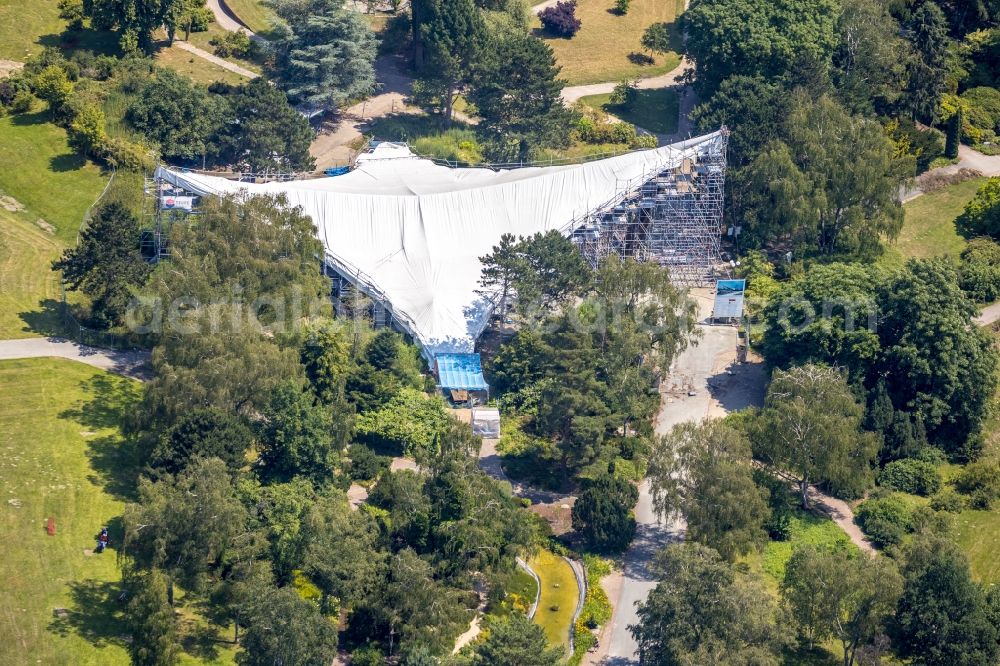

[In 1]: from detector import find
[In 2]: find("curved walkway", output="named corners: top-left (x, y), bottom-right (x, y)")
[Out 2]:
top-left (173, 40), bottom-right (258, 79)
top-left (0, 337), bottom-right (151, 380)
top-left (206, 0), bottom-right (257, 36)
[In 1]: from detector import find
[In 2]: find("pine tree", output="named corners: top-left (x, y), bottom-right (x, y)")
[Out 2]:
top-left (946, 106), bottom-right (962, 158)
top-left (906, 1), bottom-right (950, 122)
top-left (125, 569), bottom-right (179, 666)
top-left (478, 233), bottom-right (522, 320)
top-left (469, 35), bottom-right (572, 163)
top-left (417, 0), bottom-right (486, 121)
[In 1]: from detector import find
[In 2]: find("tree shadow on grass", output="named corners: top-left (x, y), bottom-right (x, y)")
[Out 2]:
top-left (18, 298), bottom-right (68, 338)
top-left (59, 373), bottom-right (146, 500)
top-left (48, 578), bottom-right (127, 648)
top-left (50, 152), bottom-right (88, 172)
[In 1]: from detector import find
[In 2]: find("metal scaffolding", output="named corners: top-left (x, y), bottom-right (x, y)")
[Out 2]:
top-left (568, 130), bottom-right (729, 286)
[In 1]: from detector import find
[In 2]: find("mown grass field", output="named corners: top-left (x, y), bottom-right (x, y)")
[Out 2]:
top-left (0, 109), bottom-right (110, 339)
top-left (535, 0), bottom-right (685, 86)
top-left (153, 43), bottom-right (251, 86)
top-left (578, 87), bottom-right (679, 134)
top-left (882, 178), bottom-right (985, 266)
top-left (0, 0), bottom-right (62, 60)
top-left (0, 359), bottom-right (137, 666)
top-left (528, 550), bottom-right (578, 650)
top-left (223, 0), bottom-right (279, 35)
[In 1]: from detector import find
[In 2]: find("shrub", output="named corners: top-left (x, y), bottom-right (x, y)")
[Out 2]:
top-left (961, 86), bottom-right (1000, 132)
top-left (855, 494), bottom-right (913, 548)
top-left (211, 30), bottom-right (254, 59)
top-left (879, 458), bottom-right (942, 496)
top-left (957, 177), bottom-right (1000, 237)
top-left (930, 487), bottom-right (966, 513)
top-left (539, 0), bottom-right (582, 37)
top-left (571, 473), bottom-right (638, 553)
top-left (347, 444), bottom-right (389, 482)
top-left (960, 237), bottom-right (1000, 302)
top-left (609, 79), bottom-right (638, 108)
top-left (189, 6), bottom-right (214, 32)
top-left (58, 0), bottom-right (84, 30)
top-left (615, 0), bottom-right (630, 14)
top-left (351, 647), bottom-right (384, 666)
top-left (954, 460), bottom-right (1000, 509)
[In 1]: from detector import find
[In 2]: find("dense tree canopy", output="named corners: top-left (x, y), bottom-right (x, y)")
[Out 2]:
top-left (680, 0), bottom-right (839, 93)
top-left (650, 420), bottom-right (770, 561)
top-left (571, 473), bottom-right (639, 552)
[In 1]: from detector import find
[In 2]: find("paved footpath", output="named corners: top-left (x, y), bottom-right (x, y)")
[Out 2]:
top-left (173, 40), bottom-right (258, 79)
top-left (0, 337), bottom-right (151, 380)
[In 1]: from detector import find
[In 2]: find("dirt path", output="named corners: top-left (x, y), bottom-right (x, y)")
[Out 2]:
top-left (173, 40), bottom-right (258, 79)
top-left (976, 301), bottom-right (1000, 326)
top-left (807, 487), bottom-right (875, 554)
top-left (0, 337), bottom-right (151, 380)
top-left (902, 145), bottom-right (1000, 202)
top-left (561, 59), bottom-right (693, 104)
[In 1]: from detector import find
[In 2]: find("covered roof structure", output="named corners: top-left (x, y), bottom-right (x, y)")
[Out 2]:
top-left (156, 132), bottom-right (725, 358)
top-left (435, 353), bottom-right (489, 391)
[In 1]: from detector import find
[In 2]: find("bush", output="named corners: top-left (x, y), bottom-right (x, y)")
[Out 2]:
top-left (347, 444), bottom-right (389, 482)
top-left (954, 460), bottom-right (1000, 509)
top-left (962, 86), bottom-right (1000, 132)
top-left (930, 487), bottom-right (966, 513)
top-left (855, 494), bottom-right (913, 548)
top-left (879, 458), bottom-right (942, 496)
top-left (957, 177), bottom-right (1000, 237)
top-left (609, 79), bottom-right (638, 108)
top-left (615, 0), bottom-right (630, 14)
top-left (189, 6), bottom-right (214, 32)
top-left (211, 30), bottom-right (254, 59)
top-left (351, 647), bottom-right (384, 666)
top-left (539, 0), bottom-right (581, 37)
top-left (571, 474), bottom-right (638, 553)
top-left (959, 237), bottom-right (1000, 302)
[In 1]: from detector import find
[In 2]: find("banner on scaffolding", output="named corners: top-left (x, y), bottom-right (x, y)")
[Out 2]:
top-left (160, 195), bottom-right (194, 211)
top-left (713, 279), bottom-right (746, 320)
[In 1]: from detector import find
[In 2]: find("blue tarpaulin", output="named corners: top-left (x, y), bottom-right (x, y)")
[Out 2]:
top-left (436, 353), bottom-right (489, 390)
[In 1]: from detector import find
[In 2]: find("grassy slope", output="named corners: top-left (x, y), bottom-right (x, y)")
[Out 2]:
top-left (153, 44), bottom-right (251, 86)
top-left (222, 0), bottom-right (278, 35)
top-left (0, 359), bottom-right (137, 666)
top-left (0, 110), bottom-right (109, 339)
top-left (536, 0), bottom-right (684, 86)
top-left (578, 88), bottom-right (679, 134)
top-left (528, 550), bottom-right (578, 650)
top-left (0, 111), bottom-right (108, 243)
top-left (882, 178), bottom-right (985, 266)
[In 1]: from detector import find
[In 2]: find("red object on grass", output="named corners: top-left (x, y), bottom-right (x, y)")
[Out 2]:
top-left (46, 517), bottom-right (55, 536)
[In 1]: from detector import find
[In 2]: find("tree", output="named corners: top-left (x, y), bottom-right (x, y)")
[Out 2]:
top-left (513, 230), bottom-right (591, 314)
top-left (53, 201), bottom-right (151, 328)
top-left (747, 93), bottom-right (910, 255)
top-left (124, 569), bottom-right (179, 666)
top-left (946, 107), bottom-right (963, 158)
top-left (85, 0), bottom-right (183, 52)
top-left (33, 65), bottom-right (74, 116)
top-left (259, 382), bottom-right (346, 483)
top-left (478, 232), bottom-right (522, 320)
top-left (124, 458), bottom-right (248, 594)
top-left (469, 34), bottom-right (572, 163)
top-left (538, 0), bottom-right (581, 37)
top-left (892, 533), bottom-right (1000, 666)
top-left (649, 420), bottom-right (770, 561)
top-left (782, 547), bottom-right (903, 666)
top-left (236, 583), bottom-right (338, 666)
top-left (905, 1), bottom-right (950, 122)
top-left (571, 473), bottom-right (639, 553)
top-left (214, 78), bottom-right (316, 171)
top-left (417, 0), bottom-right (487, 121)
top-left (268, 0), bottom-right (377, 114)
top-left (58, 0), bottom-right (85, 30)
top-left (640, 22), bottom-right (671, 58)
top-left (752, 364), bottom-right (879, 507)
top-left (125, 69), bottom-right (226, 164)
top-left (957, 177), bottom-right (1000, 237)
top-left (150, 407), bottom-right (252, 476)
top-left (630, 543), bottom-right (787, 665)
top-left (832, 0), bottom-right (910, 115)
top-left (876, 259), bottom-right (998, 455)
top-left (305, 494), bottom-right (387, 604)
top-left (474, 613), bottom-right (563, 665)
top-left (679, 0), bottom-right (838, 93)
top-left (68, 101), bottom-right (109, 158)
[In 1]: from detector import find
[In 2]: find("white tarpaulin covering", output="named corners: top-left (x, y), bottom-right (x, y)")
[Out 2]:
top-left (157, 132), bottom-right (724, 356)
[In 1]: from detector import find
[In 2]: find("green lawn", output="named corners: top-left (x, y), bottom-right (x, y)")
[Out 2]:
top-left (528, 550), bottom-right (579, 651)
top-left (953, 509), bottom-right (1000, 584)
top-left (0, 109), bottom-right (109, 339)
top-left (0, 359), bottom-right (139, 665)
top-left (153, 43), bottom-right (251, 86)
top-left (222, 0), bottom-right (278, 35)
top-left (0, 0), bottom-right (62, 60)
top-left (882, 178), bottom-right (985, 266)
top-left (578, 87), bottom-right (679, 134)
top-left (0, 111), bottom-right (109, 243)
top-left (0, 209), bottom-right (65, 339)
top-left (182, 24), bottom-right (262, 74)
top-left (757, 510), bottom-right (856, 585)
top-left (535, 0), bottom-right (685, 86)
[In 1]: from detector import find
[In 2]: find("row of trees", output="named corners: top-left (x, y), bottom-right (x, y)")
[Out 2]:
top-left (631, 532), bottom-right (1000, 666)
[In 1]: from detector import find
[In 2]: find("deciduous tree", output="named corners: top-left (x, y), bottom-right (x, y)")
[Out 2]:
top-left (474, 613), bottom-right (563, 665)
